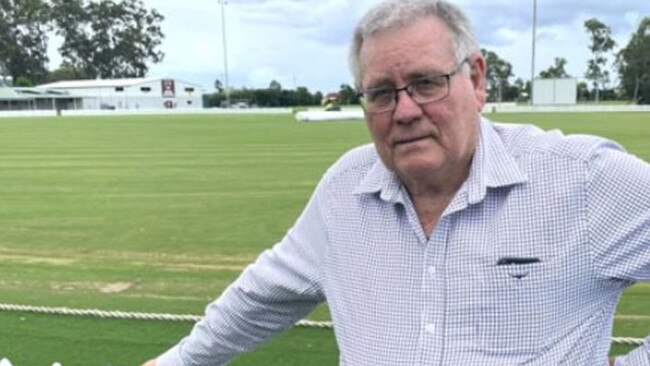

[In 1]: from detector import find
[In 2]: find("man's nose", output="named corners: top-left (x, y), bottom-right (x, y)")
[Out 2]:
top-left (392, 89), bottom-right (423, 124)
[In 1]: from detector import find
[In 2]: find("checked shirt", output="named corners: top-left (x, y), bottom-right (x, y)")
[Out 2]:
top-left (158, 118), bottom-right (650, 366)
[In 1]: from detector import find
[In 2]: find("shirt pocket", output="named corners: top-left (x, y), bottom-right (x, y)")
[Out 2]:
top-left (474, 260), bottom-right (555, 354)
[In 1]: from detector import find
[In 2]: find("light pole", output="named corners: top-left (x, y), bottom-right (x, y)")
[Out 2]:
top-left (530, 0), bottom-right (537, 105)
top-left (218, 0), bottom-right (230, 107)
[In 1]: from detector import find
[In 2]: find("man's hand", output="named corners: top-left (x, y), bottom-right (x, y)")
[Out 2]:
top-left (140, 359), bottom-right (156, 366)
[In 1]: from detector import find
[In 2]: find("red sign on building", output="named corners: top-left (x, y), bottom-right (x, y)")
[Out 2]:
top-left (161, 79), bottom-right (175, 98)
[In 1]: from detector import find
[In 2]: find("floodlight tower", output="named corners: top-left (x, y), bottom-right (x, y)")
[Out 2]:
top-left (218, 0), bottom-right (231, 107)
top-left (530, 0), bottom-right (537, 105)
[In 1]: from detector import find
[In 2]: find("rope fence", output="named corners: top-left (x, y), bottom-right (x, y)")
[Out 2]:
top-left (0, 302), bottom-right (642, 345)
top-left (0, 302), bottom-right (332, 328)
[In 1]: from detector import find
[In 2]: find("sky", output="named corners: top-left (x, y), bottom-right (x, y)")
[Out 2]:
top-left (47, 0), bottom-right (650, 94)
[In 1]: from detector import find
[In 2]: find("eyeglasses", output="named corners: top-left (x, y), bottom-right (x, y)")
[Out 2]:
top-left (358, 59), bottom-right (468, 114)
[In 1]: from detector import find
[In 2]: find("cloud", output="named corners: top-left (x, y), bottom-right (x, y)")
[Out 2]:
top-left (45, 0), bottom-right (650, 93)
top-left (157, 0), bottom-right (368, 92)
top-left (463, 0), bottom-right (650, 84)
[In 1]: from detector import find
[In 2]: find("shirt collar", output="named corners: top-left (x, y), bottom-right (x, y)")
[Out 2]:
top-left (464, 117), bottom-right (528, 204)
top-left (353, 153), bottom-right (406, 204)
top-left (353, 117), bottom-right (528, 205)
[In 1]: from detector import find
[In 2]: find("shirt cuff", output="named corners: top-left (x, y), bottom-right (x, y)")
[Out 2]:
top-left (155, 345), bottom-right (185, 366)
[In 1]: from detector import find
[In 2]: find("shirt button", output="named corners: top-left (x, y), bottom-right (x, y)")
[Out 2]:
top-left (428, 266), bottom-right (436, 276)
top-left (425, 324), bottom-right (436, 334)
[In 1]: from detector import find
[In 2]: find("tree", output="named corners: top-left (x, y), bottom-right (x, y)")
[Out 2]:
top-left (503, 77), bottom-right (526, 101)
top-left (50, 0), bottom-right (165, 79)
top-left (584, 18), bottom-right (616, 103)
top-left (214, 79), bottom-right (223, 93)
top-left (313, 91), bottom-right (323, 106)
top-left (203, 93), bottom-right (224, 108)
top-left (206, 84), bottom-right (324, 108)
top-left (15, 76), bottom-right (33, 87)
top-left (539, 57), bottom-right (570, 78)
top-left (279, 89), bottom-right (297, 106)
top-left (481, 49), bottom-right (513, 102)
top-left (295, 87), bottom-right (312, 106)
top-left (577, 81), bottom-right (591, 101)
top-left (514, 78), bottom-right (527, 99)
top-left (265, 80), bottom-right (282, 106)
top-left (338, 84), bottom-right (359, 105)
top-left (268, 80), bottom-right (282, 91)
top-left (0, 0), bottom-right (51, 84)
top-left (617, 17), bottom-right (650, 104)
top-left (46, 62), bottom-right (89, 82)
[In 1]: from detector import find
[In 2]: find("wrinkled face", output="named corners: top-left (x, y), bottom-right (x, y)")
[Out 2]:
top-left (358, 16), bottom-right (486, 185)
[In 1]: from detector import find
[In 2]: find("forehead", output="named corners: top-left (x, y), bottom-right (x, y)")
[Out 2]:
top-left (358, 16), bottom-right (456, 87)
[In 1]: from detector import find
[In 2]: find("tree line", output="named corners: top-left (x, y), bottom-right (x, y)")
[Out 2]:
top-left (204, 80), bottom-right (361, 108)
top-left (480, 17), bottom-right (650, 104)
top-left (0, 0), bottom-right (164, 86)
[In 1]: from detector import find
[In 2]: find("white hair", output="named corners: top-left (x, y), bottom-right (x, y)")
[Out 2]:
top-left (349, 0), bottom-right (479, 88)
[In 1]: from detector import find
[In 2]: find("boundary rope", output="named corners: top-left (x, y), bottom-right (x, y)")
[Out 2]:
top-left (0, 303), bottom-right (643, 344)
top-left (0, 303), bottom-right (332, 329)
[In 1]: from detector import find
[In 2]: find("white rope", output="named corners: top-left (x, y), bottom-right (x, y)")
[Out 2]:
top-left (0, 303), bottom-right (332, 328)
top-left (294, 319), bottom-right (333, 329)
top-left (0, 303), bottom-right (643, 344)
top-left (0, 303), bottom-right (202, 322)
top-left (611, 336), bottom-right (646, 346)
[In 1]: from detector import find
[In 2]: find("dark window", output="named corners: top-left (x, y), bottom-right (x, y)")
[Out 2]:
top-left (115, 87), bottom-right (124, 92)
top-left (140, 87), bottom-right (151, 92)
top-left (184, 87), bottom-right (195, 92)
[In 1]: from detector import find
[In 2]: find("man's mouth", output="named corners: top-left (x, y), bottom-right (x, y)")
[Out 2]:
top-left (394, 135), bottom-right (431, 146)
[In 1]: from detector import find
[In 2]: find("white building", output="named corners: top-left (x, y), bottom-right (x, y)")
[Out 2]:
top-left (36, 77), bottom-right (204, 110)
top-left (532, 78), bottom-right (578, 105)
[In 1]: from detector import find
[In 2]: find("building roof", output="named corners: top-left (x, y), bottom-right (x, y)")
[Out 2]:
top-left (0, 86), bottom-right (77, 100)
top-left (37, 77), bottom-right (203, 90)
top-left (14, 87), bottom-right (70, 96)
top-left (0, 86), bottom-right (32, 100)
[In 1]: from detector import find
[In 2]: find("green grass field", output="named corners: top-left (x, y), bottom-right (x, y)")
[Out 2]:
top-left (0, 111), bottom-right (648, 365)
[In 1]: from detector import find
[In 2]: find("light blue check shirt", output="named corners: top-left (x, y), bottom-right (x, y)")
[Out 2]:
top-left (158, 118), bottom-right (650, 366)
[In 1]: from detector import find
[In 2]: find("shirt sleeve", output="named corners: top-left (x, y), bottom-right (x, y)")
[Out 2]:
top-left (587, 141), bottom-right (650, 282)
top-left (156, 177), bottom-right (330, 366)
top-left (587, 142), bottom-right (650, 365)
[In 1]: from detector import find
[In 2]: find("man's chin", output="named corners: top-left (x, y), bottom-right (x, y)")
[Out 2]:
top-left (393, 158), bottom-right (443, 180)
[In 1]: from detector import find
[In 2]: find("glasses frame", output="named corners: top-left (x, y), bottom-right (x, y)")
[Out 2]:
top-left (358, 58), bottom-right (469, 114)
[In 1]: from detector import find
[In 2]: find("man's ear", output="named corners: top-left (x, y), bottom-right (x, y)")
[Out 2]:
top-left (468, 54), bottom-right (487, 111)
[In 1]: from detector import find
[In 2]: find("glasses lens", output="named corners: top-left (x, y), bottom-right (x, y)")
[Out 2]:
top-left (361, 65), bottom-right (457, 114)
top-left (411, 76), bottom-right (448, 102)
top-left (365, 88), bottom-right (395, 113)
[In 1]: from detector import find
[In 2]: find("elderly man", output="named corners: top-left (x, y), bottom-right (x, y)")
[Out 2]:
top-left (143, 0), bottom-right (650, 365)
